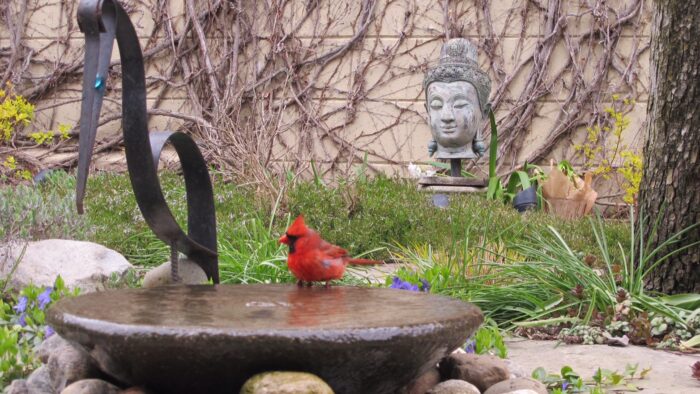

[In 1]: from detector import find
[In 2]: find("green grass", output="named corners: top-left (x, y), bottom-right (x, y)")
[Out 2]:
top-left (0, 171), bottom-right (89, 242)
top-left (75, 171), bottom-right (629, 270)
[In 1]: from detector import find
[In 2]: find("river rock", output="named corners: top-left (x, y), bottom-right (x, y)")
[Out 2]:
top-left (482, 377), bottom-right (547, 394)
top-left (427, 379), bottom-right (481, 394)
top-left (37, 334), bottom-right (72, 364)
top-left (141, 258), bottom-right (208, 288)
top-left (60, 379), bottom-right (121, 394)
top-left (26, 366), bottom-right (53, 394)
top-left (4, 379), bottom-right (29, 394)
top-left (240, 371), bottom-right (334, 394)
top-left (45, 336), bottom-right (101, 392)
top-left (401, 367), bottom-right (441, 394)
top-left (439, 353), bottom-right (509, 392)
top-left (0, 240), bottom-right (132, 292)
top-left (503, 359), bottom-right (527, 379)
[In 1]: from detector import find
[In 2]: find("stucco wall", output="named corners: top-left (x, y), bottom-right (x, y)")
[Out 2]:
top-left (1, 0), bottom-right (650, 190)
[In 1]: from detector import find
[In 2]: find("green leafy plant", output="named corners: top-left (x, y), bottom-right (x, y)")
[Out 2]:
top-left (0, 84), bottom-right (34, 143)
top-left (29, 124), bottom-right (72, 146)
top-left (469, 322), bottom-right (508, 358)
top-left (1, 156), bottom-right (31, 182)
top-left (430, 206), bottom-right (699, 330)
top-left (532, 364), bottom-right (650, 393)
top-left (486, 109), bottom-right (546, 206)
top-left (0, 277), bottom-right (78, 387)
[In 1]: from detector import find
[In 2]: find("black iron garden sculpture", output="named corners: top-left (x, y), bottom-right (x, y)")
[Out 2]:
top-left (75, 0), bottom-right (218, 283)
top-left (46, 1), bottom-right (484, 393)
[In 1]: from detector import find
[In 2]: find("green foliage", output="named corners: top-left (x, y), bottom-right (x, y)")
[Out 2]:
top-left (394, 206), bottom-right (696, 332)
top-left (532, 364), bottom-right (650, 393)
top-left (74, 171), bottom-right (629, 267)
top-left (0, 85), bottom-right (34, 143)
top-left (0, 171), bottom-right (89, 242)
top-left (485, 109), bottom-right (546, 206)
top-left (0, 326), bottom-right (31, 388)
top-left (218, 214), bottom-right (293, 284)
top-left (28, 124), bottom-right (72, 146)
top-left (472, 323), bottom-right (508, 358)
top-left (1, 156), bottom-right (31, 182)
top-left (0, 277), bottom-right (78, 387)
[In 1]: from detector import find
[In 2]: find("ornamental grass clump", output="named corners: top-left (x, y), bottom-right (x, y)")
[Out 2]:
top-left (462, 208), bottom-right (699, 348)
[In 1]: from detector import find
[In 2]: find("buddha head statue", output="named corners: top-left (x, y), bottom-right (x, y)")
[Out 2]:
top-left (423, 38), bottom-right (491, 159)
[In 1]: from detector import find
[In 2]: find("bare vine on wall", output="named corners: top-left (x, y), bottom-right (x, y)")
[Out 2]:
top-left (0, 0), bottom-right (648, 186)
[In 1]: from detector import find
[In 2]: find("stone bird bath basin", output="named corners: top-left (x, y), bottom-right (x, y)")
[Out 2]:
top-left (48, 284), bottom-right (482, 393)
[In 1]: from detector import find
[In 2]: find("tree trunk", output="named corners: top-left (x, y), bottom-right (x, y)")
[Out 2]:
top-left (638, 0), bottom-right (700, 294)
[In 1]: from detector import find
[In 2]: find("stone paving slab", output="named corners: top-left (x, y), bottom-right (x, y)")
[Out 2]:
top-left (506, 338), bottom-right (700, 394)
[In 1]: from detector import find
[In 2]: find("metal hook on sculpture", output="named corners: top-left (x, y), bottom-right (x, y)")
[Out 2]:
top-left (75, 0), bottom-right (219, 283)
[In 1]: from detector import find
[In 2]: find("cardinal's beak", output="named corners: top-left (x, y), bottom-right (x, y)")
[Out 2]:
top-left (279, 234), bottom-right (289, 245)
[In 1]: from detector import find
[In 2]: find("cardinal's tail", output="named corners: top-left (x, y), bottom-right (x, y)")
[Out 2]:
top-left (347, 258), bottom-right (383, 265)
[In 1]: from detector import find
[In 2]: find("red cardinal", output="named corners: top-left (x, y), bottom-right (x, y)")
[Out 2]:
top-left (279, 215), bottom-right (382, 287)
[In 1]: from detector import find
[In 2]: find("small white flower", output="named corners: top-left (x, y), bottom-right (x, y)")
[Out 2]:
top-left (407, 162), bottom-right (422, 178)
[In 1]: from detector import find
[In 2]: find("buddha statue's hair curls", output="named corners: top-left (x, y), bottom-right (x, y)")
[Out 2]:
top-left (423, 38), bottom-right (491, 114)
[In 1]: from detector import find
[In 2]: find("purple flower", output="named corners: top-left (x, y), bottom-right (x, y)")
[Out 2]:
top-left (18, 313), bottom-right (27, 327)
top-left (38, 287), bottom-right (53, 310)
top-left (562, 381), bottom-right (569, 391)
top-left (419, 279), bottom-right (431, 292)
top-left (464, 339), bottom-right (476, 353)
top-left (13, 296), bottom-right (28, 314)
top-left (390, 277), bottom-right (419, 291)
top-left (44, 326), bottom-right (55, 338)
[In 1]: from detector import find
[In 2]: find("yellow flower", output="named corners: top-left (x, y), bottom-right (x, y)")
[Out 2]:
top-left (58, 124), bottom-right (72, 140)
top-left (2, 156), bottom-right (17, 170)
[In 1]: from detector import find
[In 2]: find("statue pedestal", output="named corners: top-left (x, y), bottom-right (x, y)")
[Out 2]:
top-left (418, 176), bottom-right (487, 193)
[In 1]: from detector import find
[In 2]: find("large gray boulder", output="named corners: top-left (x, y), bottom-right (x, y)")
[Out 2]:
top-left (0, 240), bottom-right (132, 292)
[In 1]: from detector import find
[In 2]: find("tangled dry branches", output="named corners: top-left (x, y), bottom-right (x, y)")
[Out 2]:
top-left (0, 0), bottom-right (649, 186)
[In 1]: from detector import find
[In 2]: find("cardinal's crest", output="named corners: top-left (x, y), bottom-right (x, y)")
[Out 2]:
top-left (286, 215), bottom-right (308, 237)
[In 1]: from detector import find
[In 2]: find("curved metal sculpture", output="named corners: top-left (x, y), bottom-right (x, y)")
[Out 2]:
top-left (75, 0), bottom-right (218, 283)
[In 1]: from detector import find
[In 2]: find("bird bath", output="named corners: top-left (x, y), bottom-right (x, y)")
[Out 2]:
top-left (48, 285), bottom-right (482, 393)
top-left (48, 1), bottom-right (485, 393)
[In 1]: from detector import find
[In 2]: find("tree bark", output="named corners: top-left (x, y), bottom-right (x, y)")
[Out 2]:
top-left (638, 0), bottom-right (700, 294)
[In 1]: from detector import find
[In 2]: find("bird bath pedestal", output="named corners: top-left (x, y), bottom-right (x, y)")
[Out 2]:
top-left (48, 284), bottom-right (482, 393)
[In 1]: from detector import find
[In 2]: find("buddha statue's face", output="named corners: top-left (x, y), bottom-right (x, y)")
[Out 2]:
top-left (426, 81), bottom-right (483, 159)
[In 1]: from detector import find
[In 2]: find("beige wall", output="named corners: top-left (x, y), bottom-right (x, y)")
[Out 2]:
top-left (1, 0), bottom-right (651, 194)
